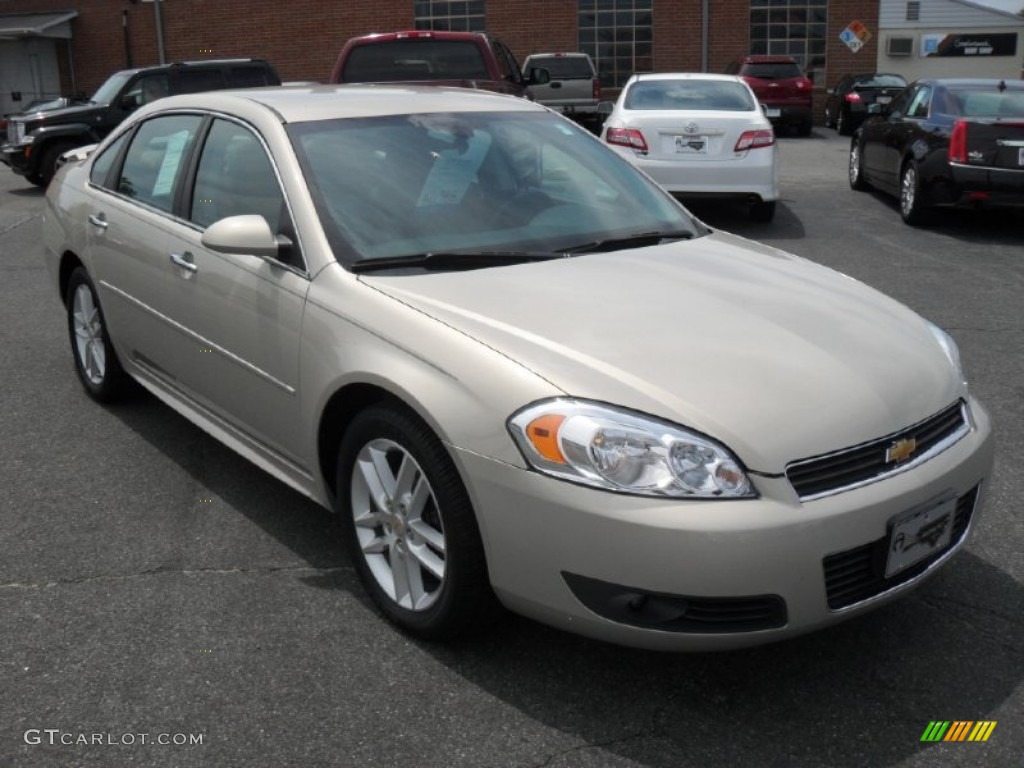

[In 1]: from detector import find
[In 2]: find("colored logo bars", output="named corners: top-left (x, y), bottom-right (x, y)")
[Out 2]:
top-left (920, 721), bottom-right (997, 742)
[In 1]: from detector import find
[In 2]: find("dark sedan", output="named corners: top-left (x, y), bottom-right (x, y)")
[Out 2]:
top-left (824, 73), bottom-right (906, 136)
top-left (849, 78), bottom-right (1024, 224)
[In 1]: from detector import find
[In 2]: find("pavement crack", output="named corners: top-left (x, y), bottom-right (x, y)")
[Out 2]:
top-left (0, 214), bottom-right (40, 237)
top-left (0, 563), bottom-right (352, 590)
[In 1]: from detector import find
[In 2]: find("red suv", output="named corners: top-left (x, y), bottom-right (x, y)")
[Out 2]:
top-left (726, 55), bottom-right (813, 136)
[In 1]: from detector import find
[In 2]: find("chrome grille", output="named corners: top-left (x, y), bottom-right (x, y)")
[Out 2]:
top-left (786, 401), bottom-right (969, 500)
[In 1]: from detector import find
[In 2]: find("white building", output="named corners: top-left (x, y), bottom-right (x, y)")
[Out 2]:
top-left (879, 0), bottom-right (1024, 79)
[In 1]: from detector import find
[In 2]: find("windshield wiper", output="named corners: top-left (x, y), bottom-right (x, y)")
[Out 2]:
top-left (350, 250), bottom-right (566, 273)
top-left (563, 230), bottom-right (696, 254)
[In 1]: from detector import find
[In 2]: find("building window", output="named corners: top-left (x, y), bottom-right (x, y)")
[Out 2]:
top-left (578, 0), bottom-right (653, 89)
top-left (750, 0), bottom-right (827, 82)
top-left (905, 2), bottom-right (920, 21)
top-left (414, 1), bottom-right (486, 32)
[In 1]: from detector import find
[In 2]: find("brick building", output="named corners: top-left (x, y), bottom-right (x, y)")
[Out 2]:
top-left (0, 0), bottom-right (883, 122)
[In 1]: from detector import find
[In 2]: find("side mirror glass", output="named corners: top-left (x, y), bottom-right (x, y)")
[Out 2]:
top-left (529, 67), bottom-right (550, 86)
top-left (120, 92), bottom-right (142, 111)
top-left (201, 215), bottom-right (282, 260)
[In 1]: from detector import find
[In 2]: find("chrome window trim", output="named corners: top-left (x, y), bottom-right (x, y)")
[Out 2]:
top-left (789, 400), bottom-right (971, 502)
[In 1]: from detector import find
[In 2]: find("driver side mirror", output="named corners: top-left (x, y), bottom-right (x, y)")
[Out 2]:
top-left (119, 92), bottom-right (142, 111)
top-left (201, 215), bottom-right (290, 262)
top-left (527, 67), bottom-right (550, 86)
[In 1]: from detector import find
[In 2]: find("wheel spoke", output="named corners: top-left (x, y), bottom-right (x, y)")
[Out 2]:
top-left (406, 475), bottom-right (432, 519)
top-left (390, 545), bottom-right (420, 607)
top-left (360, 534), bottom-right (390, 555)
top-left (352, 507), bottom-right (385, 529)
top-left (408, 518), bottom-right (445, 554)
top-left (393, 453), bottom-right (418, 500)
top-left (408, 540), bottom-right (445, 581)
top-left (356, 447), bottom-right (394, 507)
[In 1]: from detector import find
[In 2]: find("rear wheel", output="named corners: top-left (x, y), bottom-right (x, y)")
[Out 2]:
top-left (824, 107), bottom-right (835, 129)
top-left (848, 140), bottom-right (868, 191)
top-left (336, 404), bottom-right (500, 640)
top-left (899, 160), bottom-right (931, 226)
top-left (66, 267), bottom-right (130, 402)
top-left (836, 110), bottom-right (852, 136)
top-left (750, 200), bottom-right (776, 222)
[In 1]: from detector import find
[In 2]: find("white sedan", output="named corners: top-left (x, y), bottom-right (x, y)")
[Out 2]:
top-left (602, 73), bottom-right (780, 221)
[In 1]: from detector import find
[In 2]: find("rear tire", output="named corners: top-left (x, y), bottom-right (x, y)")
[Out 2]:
top-left (899, 160), bottom-right (931, 226)
top-left (750, 200), bottom-right (776, 222)
top-left (66, 267), bottom-right (130, 402)
top-left (836, 110), bottom-right (852, 136)
top-left (848, 140), bottom-right (868, 191)
top-left (336, 404), bottom-right (501, 641)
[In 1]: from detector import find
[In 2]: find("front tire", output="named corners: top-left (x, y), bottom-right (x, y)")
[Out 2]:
top-left (848, 140), bottom-right (868, 191)
top-left (336, 404), bottom-right (500, 640)
top-left (66, 267), bottom-right (129, 402)
top-left (899, 160), bottom-right (930, 226)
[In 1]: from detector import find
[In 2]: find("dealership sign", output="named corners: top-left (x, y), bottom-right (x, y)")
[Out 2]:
top-left (921, 33), bottom-right (1017, 57)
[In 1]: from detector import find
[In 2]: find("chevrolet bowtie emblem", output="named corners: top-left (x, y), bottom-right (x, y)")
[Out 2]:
top-left (886, 438), bottom-right (918, 464)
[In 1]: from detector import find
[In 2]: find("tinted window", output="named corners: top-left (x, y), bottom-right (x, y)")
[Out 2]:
top-left (529, 57), bottom-right (594, 80)
top-left (227, 65), bottom-right (274, 88)
top-left (852, 74), bottom-right (906, 88)
top-left (742, 63), bottom-right (802, 79)
top-left (90, 132), bottom-right (130, 188)
top-left (342, 40), bottom-right (489, 82)
top-left (176, 68), bottom-right (226, 94)
top-left (948, 87), bottom-right (1024, 117)
top-left (908, 86), bottom-right (932, 118)
top-left (121, 74), bottom-right (170, 109)
top-left (190, 119), bottom-right (284, 233)
top-left (90, 72), bottom-right (132, 105)
top-left (117, 115), bottom-right (202, 211)
top-left (625, 80), bottom-right (755, 111)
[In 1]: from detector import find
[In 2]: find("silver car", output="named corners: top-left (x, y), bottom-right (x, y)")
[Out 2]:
top-left (43, 85), bottom-right (993, 651)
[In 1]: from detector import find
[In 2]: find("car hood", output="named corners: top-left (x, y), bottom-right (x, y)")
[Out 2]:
top-left (16, 102), bottom-right (101, 124)
top-left (360, 231), bottom-right (963, 473)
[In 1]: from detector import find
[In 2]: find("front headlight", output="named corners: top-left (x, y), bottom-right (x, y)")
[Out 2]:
top-left (927, 322), bottom-right (966, 386)
top-left (508, 399), bottom-right (755, 498)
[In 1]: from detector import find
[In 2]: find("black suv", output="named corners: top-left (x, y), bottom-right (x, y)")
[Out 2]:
top-left (2, 58), bottom-right (280, 186)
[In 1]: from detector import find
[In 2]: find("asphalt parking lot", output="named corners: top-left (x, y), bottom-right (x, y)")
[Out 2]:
top-left (1, 129), bottom-right (1021, 768)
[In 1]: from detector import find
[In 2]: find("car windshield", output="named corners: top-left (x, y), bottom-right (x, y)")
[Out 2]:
top-left (852, 74), bottom-right (906, 88)
top-left (625, 80), bottom-right (755, 111)
top-left (946, 86), bottom-right (1024, 117)
top-left (530, 57), bottom-right (593, 79)
top-left (342, 41), bottom-right (489, 82)
top-left (288, 111), bottom-right (703, 267)
top-left (90, 72), bottom-right (133, 105)
top-left (743, 63), bottom-right (802, 79)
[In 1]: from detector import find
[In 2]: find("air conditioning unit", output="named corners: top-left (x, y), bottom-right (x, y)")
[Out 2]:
top-left (887, 36), bottom-right (914, 56)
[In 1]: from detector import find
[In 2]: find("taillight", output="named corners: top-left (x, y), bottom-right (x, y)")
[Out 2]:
top-left (735, 129), bottom-right (775, 151)
top-left (605, 127), bottom-right (648, 153)
top-left (593, 79), bottom-right (602, 101)
top-left (844, 91), bottom-right (862, 102)
top-left (796, 79), bottom-right (811, 90)
top-left (949, 120), bottom-right (968, 163)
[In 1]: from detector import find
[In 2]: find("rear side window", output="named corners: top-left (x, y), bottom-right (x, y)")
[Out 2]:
top-left (530, 57), bottom-right (594, 80)
top-left (742, 63), bottom-right (802, 79)
top-left (227, 65), bottom-right (276, 88)
top-left (950, 88), bottom-right (1024, 117)
top-left (116, 115), bottom-right (203, 211)
top-left (342, 40), bottom-right (489, 82)
top-left (176, 68), bottom-right (226, 94)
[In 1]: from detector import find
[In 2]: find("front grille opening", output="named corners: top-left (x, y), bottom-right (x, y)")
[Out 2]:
top-left (563, 572), bottom-right (787, 633)
top-left (787, 401), bottom-right (968, 500)
top-left (823, 484), bottom-right (978, 610)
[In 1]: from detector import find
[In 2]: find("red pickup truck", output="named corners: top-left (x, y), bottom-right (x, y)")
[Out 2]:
top-left (330, 30), bottom-right (548, 97)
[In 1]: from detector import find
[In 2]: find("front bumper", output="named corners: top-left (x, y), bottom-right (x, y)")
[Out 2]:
top-left (455, 396), bottom-right (993, 650)
top-left (1, 142), bottom-right (33, 176)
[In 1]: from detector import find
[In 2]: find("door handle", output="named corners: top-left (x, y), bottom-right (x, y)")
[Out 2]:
top-left (88, 213), bottom-right (108, 229)
top-left (170, 251), bottom-right (198, 273)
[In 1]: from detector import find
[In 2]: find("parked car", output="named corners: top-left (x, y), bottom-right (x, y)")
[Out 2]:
top-left (0, 97), bottom-right (74, 136)
top-left (726, 55), bottom-right (813, 136)
top-left (602, 73), bottom-right (779, 221)
top-left (522, 52), bottom-right (601, 130)
top-left (1, 59), bottom-right (280, 186)
top-left (825, 73), bottom-right (907, 136)
top-left (44, 84), bottom-right (992, 651)
top-left (849, 78), bottom-right (1024, 224)
top-left (330, 30), bottom-right (547, 97)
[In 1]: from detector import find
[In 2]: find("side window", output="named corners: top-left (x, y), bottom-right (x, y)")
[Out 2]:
top-left (176, 68), bottom-right (226, 95)
top-left (125, 74), bottom-right (171, 108)
top-left (888, 86), bottom-right (916, 117)
top-left (116, 115), bottom-right (202, 211)
top-left (89, 131), bottom-right (130, 188)
top-left (227, 66), bottom-right (271, 88)
top-left (190, 119), bottom-right (285, 235)
top-left (908, 86), bottom-right (932, 118)
top-left (493, 42), bottom-right (518, 82)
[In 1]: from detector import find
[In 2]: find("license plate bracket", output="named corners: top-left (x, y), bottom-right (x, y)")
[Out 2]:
top-left (766, 107), bottom-right (781, 118)
top-left (877, 95), bottom-right (892, 104)
top-left (885, 495), bottom-right (957, 578)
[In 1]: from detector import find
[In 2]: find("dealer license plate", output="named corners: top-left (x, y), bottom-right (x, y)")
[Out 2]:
top-left (877, 95), bottom-right (893, 104)
top-left (885, 496), bottom-right (956, 578)
top-left (675, 135), bottom-right (708, 154)
top-left (765, 108), bottom-right (781, 118)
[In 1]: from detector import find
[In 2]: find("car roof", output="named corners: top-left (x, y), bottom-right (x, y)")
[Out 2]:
top-left (740, 55), bottom-right (799, 64)
top-left (525, 52), bottom-right (590, 58)
top-left (112, 58), bottom-right (269, 78)
top-left (631, 73), bottom-right (745, 84)
top-left (147, 83), bottom-right (546, 123)
top-left (915, 78), bottom-right (1024, 88)
top-left (348, 30), bottom-right (487, 44)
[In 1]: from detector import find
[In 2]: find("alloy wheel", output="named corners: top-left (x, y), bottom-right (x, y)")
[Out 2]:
top-left (72, 283), bottom-right (106, 385)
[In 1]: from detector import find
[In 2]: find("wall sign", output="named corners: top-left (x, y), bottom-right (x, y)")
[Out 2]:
top-left (840, 21), bottom-right (873, 53)
top-left (921, 33), bottom-right (1017, 57)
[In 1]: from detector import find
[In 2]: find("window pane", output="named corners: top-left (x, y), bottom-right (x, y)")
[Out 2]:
top-left (90, 131), bottom-right (130, 189)
top-left (117, 115), bottom-right (202, 211)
